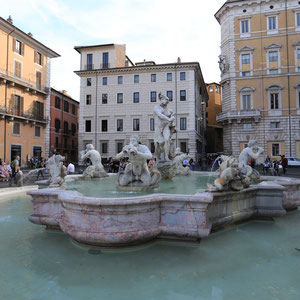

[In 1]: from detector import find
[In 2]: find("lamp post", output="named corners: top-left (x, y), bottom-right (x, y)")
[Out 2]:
top-left (201, 102), bottom-right (207, 171)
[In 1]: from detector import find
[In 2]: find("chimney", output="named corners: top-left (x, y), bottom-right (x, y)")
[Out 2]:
top-left (7, 15), bottom-right (13, 24)
top-left (177, 57), bottom-right (181, 63)
top-left (28, 32), bottom-right (33, 37)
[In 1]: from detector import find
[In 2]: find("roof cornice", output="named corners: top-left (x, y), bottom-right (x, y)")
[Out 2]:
top-left (0, 17), bottom-right (60, 58)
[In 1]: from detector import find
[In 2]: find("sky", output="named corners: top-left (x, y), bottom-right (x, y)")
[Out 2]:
top-left (1, 0), bottom-right (226, 100)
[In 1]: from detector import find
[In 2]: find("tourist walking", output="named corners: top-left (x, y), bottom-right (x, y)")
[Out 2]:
top-left (281, 155), bottom-right (288, 174)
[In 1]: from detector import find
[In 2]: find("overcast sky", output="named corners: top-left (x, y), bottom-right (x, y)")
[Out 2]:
top-left (1, 0), bottom-right (226, 100)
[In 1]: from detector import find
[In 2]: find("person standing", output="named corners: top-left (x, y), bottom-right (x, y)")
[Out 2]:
top-left (281, 155), bottom-right (288, 174)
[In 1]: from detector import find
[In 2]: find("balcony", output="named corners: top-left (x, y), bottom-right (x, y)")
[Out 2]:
top-left (0, 106), bottom-right (46, 124)
top-left (216, 109), bottom-right (261, 124)
top-left (0, 68), bottom-right (48, 95)
top-left (82, 63), bottom-right (111, 71)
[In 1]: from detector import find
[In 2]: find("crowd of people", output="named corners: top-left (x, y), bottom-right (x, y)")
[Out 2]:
top-left (263, 155), bottom-right (288, 176)
top-left (0, 156), bottom-right (21, 183)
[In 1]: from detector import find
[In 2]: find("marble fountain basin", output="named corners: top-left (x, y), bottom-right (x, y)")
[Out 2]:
top-left (27, 174), bottom-right (300, 247)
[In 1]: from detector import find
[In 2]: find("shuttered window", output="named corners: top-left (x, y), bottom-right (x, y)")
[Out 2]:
top-left (13, 38), bottom-right (24, 56)
top-left (14, 61), bottom-right (22, 78)
top-left (34, 50), bottom-right (42, 65)
top-left (34, 101), bottom-right (44, 120)
top-left (13, 95), bottom-right (24, 116)
top-left (36, 71), bottom-right (42, 90)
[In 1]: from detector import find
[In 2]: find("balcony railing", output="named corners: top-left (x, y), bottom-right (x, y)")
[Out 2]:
top-left (216, 109), bottom-right (261, 123)
top-left (0, 106), bottom-right (46, 123)
top-left (82, 63), bottom-right (111, 70)
top-left (0, 68), bottom-right (48, 94)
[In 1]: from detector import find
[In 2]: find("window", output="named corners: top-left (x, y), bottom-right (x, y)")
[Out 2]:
top-left (118, 76), bottom-right (123, 84)
top-left (64, 121), bottom-right (69, 134)
top-left (133, 92), bottom-right (139, 103)
top-left (180, 118), bottom-right (187, 130)
top-left (150, 118), bottom-right (155, 131)
top-left (180, 72), bottom-right (186, 80)
top-left (34, 101), bottom-right (44, 119)
top-left (296, 12), bottom-right (300, 27)
top-left (133, 119), bottom-right (140, 131)
top-left (167, 91), bottom-right (173, 101)
top-left (180, 142), bottom-right (187, 153)
top-left (55, 119), bottom-right (60, 133)
top-left (241, 20), bottom-right (249, 34)
top-left (102, 94), bottom-right (108, 104)
top-left (71, 123), bottom-right (76, 136)
top-left (14, 60), bottom-right (22, 78)
top-left (102, 52), bottom-right (109, 69)
top-left (243, 123), bottom-right (252, 130)
top-left (242, 71), bottom-right (251, 77)
top-left (272, 143), bottom-right (280, 156)
top-left (14, 39), bottom-right (23, 55)
top-left (86, 95), bottom-right (92, 105)
top-left (35, 126), bottom-right (41, 137)
top-left (242, 94), bottom-right (251, 110)
top-left (64, 100), bottom-right (69, 112)
top-left (87, 78), bottom-right (92, 86)
top-left (102, 120), bottom-right (108, 132)
top-left (72, 104), bottom-right (76, 115)
top-left (55, 96), bottom-right (60, 109)
top-left (87, 54), bottom-right (93, 70)
top-left (85, 120), bottom-right (91, 132)
top-left (36, 71), bottom-right (42, 90)
top-left (270, 93), bottom-right (279, 109)
top-left (34, 51), bottom-right (42, 65)
top-left (269, 51), bottom-right (278, 62)
top-left (270, 122), bottom-right (280, 128)
top-left (268, 16), bottom-right (277, 31)
top-left (209, 86), bottom-right (213, 92)
top-left (117, 93), bottom-right (123, 104)
top-left (101, 142), bottom-right (108, 154)
top-left (180, 90), bottom-right (186, 101)
top-left (55, 137), bottom-right (59, 148)
top-left (134, 75), bottom-right (139, 83)
top-left (150, 91), bottom-right (157, 102)
top-left (12, 122), bottom-right (21, 135)
top-left (296, 49), bottom-right (300, 72)
top-left (117, 119), bottom-right (123, 131)
top-left (102, 77), bottom-right (107, 85)
top-left (117, 142), bottom-right (123, 154)
top-left (151, 74), bottom-right (156, 82)
top-left (167, 73), bottom-right (172, 81)
top-left (241, 54), bottom-right (250, 65)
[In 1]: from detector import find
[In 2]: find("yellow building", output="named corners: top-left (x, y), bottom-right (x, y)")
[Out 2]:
top-left (215, 0), bottom-right (300, 161)
top-left (0, 16), bottom-right (59, 166)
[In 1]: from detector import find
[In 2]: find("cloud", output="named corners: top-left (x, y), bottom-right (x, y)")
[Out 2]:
top-left (0, 0), bottom-right (225, 99)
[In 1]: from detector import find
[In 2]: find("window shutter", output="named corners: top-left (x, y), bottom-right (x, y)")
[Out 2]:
top-left (41, 54), bottom-right (43, 66)
top-left (34, 50), bottom-right (37, 64)
top-left (21, 42), bottom-right (24, 56)
top-left (40, 102), bottom-right (44, 118)
top-left (10, 94), bottom-right (15, 113)
top-left (12, 37), bottom-right (16, 52)
top-left (20, 97), bottom-right (24, 115)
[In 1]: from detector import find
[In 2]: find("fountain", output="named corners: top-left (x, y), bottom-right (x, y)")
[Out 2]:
top-left (27, 107), bottom-right (300, 248)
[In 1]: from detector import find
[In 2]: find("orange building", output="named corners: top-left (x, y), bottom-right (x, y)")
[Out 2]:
top-left (49, 88), bottom-right (79, 162)
top-left (0, 16), bottom-right (59, 166)
top-left (206, 83), bottom-right (223, 154)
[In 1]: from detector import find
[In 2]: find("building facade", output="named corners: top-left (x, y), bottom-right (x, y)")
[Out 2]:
top-left (74, 44), bottom-right (208, 164)
top-left (49, 88), bottom-right (79, 162)
top-left (0, 16), bottom-right (59, 166)
top-left (206, 82), bottom-right (223, 154)
top-left (215, 0), bottom-right (300, 161)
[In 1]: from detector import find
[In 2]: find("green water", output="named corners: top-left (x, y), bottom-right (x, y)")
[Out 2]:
top-left (66, 173), bottom-right (214, 198)
top-left (1, 193), bottom-right (300, 299)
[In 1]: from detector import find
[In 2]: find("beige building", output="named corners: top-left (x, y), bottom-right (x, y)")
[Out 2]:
top-left (74, 44), bottom-right (208, 164)
top-left (0, 16), bottom-right (59, 166)
top-left (215, 0), bottom-right (300, 161)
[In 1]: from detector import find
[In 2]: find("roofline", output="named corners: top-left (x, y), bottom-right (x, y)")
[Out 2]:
top-left (51, 87), bottom-right (79, 103)
top-left (0, 16), bottom-right (60, 58)
top-left (215, 0), bottom-right (245, 23)
top-left (206, 82), bottom-right (221, 86)
top-left (126, 55), bottom-right (135, 66)
top-left (74, 61), bottom-right (201, 73)
top-left (74, 43), bottom-right (118, 53)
